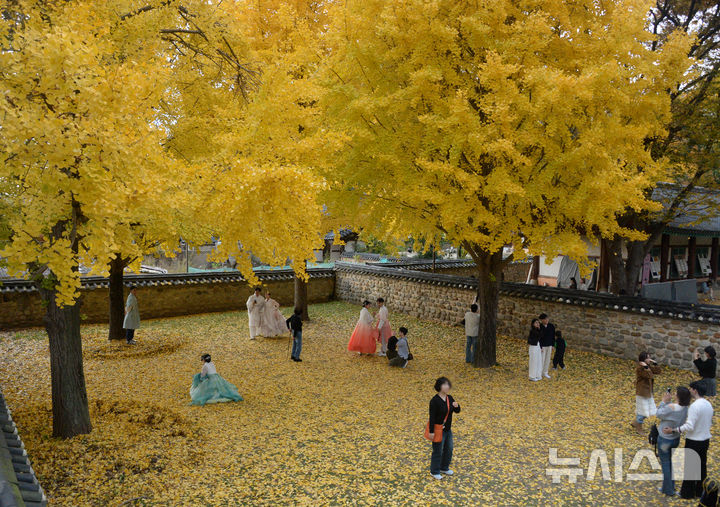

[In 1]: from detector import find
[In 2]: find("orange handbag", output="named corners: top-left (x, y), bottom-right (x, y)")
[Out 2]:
top-left (424, 396), bottom-right (450, 443)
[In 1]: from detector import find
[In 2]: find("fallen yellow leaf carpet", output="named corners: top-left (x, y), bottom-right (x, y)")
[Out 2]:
top-left (0, 301), bottom-right (713, 506)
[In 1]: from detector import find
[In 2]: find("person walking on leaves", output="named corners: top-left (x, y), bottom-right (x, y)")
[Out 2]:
top-left (123, 286), bottom-right (140, 344)
top-left (428, 377), bottom-right (461, 480)
top-left (246, 287), bottom-right (265, 340)
top-left (286, 308), bottom-right (303, 362)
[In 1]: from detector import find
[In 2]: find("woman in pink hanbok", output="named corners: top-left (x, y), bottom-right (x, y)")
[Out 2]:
top-left (348, 300), bottom-right (378, 355)
top-left (258, 292), bottom-right (289, 337)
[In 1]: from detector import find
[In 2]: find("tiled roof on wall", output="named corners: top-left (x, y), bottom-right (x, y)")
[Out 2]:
top-left (336, 262), bottom-right (720, 323)
top-left (0, 268), bottom-right (335, 294)
top-left (0, 389), bottom-right (46, 507)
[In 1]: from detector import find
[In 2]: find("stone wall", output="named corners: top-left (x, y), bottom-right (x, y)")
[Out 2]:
top-left (0, 271), bottom-right (335, 330)
top-left (334, 263), bottom-right (720, 370)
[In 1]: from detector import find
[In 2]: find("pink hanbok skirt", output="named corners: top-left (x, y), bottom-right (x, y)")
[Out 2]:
top-left (378, 322), bottom-right (392, 342)
top-left (348, 322), bottom-right (378, 354)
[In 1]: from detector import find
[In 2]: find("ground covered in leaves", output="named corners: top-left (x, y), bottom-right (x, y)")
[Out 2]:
top-left (0, 301), bottom-right (716, 505)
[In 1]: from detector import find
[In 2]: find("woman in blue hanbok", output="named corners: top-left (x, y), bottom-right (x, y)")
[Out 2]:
top-left (190, 354), bottom-right (243, 406)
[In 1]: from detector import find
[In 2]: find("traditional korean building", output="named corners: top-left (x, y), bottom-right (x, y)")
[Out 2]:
top-left (530, 184), bottom-right (720, 291)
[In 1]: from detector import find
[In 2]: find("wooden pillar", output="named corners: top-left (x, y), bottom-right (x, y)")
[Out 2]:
top-left (598, 239), bottom-right (610, 292)
top-left (529, 255), bottom-right (540, 284)
top-left (711, 237), bottom-right (719, 281)
top-left (660, 233), bottom-right (670, 282)
top-left (687, 236), bottom-right (697, 279)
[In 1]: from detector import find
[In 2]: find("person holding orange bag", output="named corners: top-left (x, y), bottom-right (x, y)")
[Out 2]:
top-left (428, 377), bottom-right (461, 480)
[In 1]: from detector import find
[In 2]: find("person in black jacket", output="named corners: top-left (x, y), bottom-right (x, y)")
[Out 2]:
top-left (386, 335), bottom-right (399, 361)
top-left (286, 308), bottom-right (303, 362)
top-left (694, 346), bottom-right (717, 397)
top-left (539, 313), bottom-right (555, 379)
top-left (428, 377), bottom-right (461, 480)
top-left (552, 330), bottom-right (566, 370)
top-left (528, 319), bottom-right (543, 381)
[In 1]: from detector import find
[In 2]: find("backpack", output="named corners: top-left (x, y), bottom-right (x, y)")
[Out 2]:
top-left (648, 424), bottom-right (659, 455)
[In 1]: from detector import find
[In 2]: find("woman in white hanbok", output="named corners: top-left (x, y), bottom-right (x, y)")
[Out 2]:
top-left (258, 292), bottom-right (289, 337)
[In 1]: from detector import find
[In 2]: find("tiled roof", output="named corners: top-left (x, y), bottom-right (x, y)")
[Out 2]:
top-left (335, 262), bottom-right (720, 323)
top-left (0, 389), bottom-right (46, 506)
top-left (0, 268), bottom-right (335, 294)
top-left (653, 183), bottom-right (720, 236)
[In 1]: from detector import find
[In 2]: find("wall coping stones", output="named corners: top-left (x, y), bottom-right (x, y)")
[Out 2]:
top-left (0, 389), bottom-right (46, 507)
top-left (0, 268), bottom-right (335, 294)
top-left (335, 262), bottom-right (720, 324)
top-left (365, 258), bottom-right (532, 270)
top-left (366, 259), bottom-right (477, 270)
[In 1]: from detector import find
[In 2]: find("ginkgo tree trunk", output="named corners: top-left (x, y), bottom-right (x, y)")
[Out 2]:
top-left (302, 0), bottom-right (693, 367)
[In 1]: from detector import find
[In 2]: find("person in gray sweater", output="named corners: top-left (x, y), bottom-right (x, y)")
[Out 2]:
top-left (656, 386), bottom-right (691, 497)
top-left (389, 327), bottom-right (411, 367)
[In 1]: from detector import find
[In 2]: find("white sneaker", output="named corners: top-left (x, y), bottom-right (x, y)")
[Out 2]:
top-left (543, 373), bottom-right (551, 379)
top-left (530, 378), bottom-right (540, 382)
top-left (126, 340), bottom-right (137, 345)
top-left (431, 474), bottom-right (442, 480)
top-left (440, 470), bottom-right (454, 475)
top-left (377, 352), bottom-right (386, 357)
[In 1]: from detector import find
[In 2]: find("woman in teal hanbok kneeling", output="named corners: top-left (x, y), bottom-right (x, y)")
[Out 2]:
top-left (190, 354), bottom-right (243, 406)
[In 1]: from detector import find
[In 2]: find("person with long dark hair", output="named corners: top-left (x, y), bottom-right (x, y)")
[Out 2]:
top-left (348, 300), bottom-right (377, 355)
top-left (693, 346), bottom-right (717, 397)
top-left (428, 377), bottom-right (461, 480)
top-left (528, 319), bottom-right (543, 381)
top-left (656, 386), bottom-right (691, 497)
top-left (190, 354), bottom-right (243, 406)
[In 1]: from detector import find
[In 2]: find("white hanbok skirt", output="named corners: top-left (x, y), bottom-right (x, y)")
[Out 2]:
top-left (635, 395), bottom-right (657, 418)
top-left (528, 344), bottom-right (542, 380)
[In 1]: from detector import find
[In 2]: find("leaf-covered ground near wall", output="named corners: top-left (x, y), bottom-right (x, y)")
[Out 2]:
top-left (0, 301), bottom-right (715, 506)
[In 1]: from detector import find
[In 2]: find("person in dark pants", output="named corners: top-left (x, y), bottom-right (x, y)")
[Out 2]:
top-left (552, 330), bottom-right (566, 370)
top-left (664, 380), bottom-right (714, 499)
top-left (386, 335), bottom-right (399, 361)
top-left (693, 346), bottom-right (717, 397)
top-left (389, 327), bottom-right (411, 367)
top-left (429, 377), bottom-right (461, 480)
top-left (286, 308), bottom-right (303, 362)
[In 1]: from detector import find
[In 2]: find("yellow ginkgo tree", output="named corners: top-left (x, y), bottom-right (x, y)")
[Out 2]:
top-left (312, 0), bottom-right (693, 366)
top-left (0, 0), bottom-right (324, 437)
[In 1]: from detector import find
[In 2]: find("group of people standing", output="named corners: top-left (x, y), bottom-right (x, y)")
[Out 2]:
top-left (347, 298), bottom-right (411, 367)
top-left (632, 348), bottom-right (716, 499)
top-left (527, 313), bottom-right (566, 381)
top-left (246, 287), bottom-right (304, 361)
